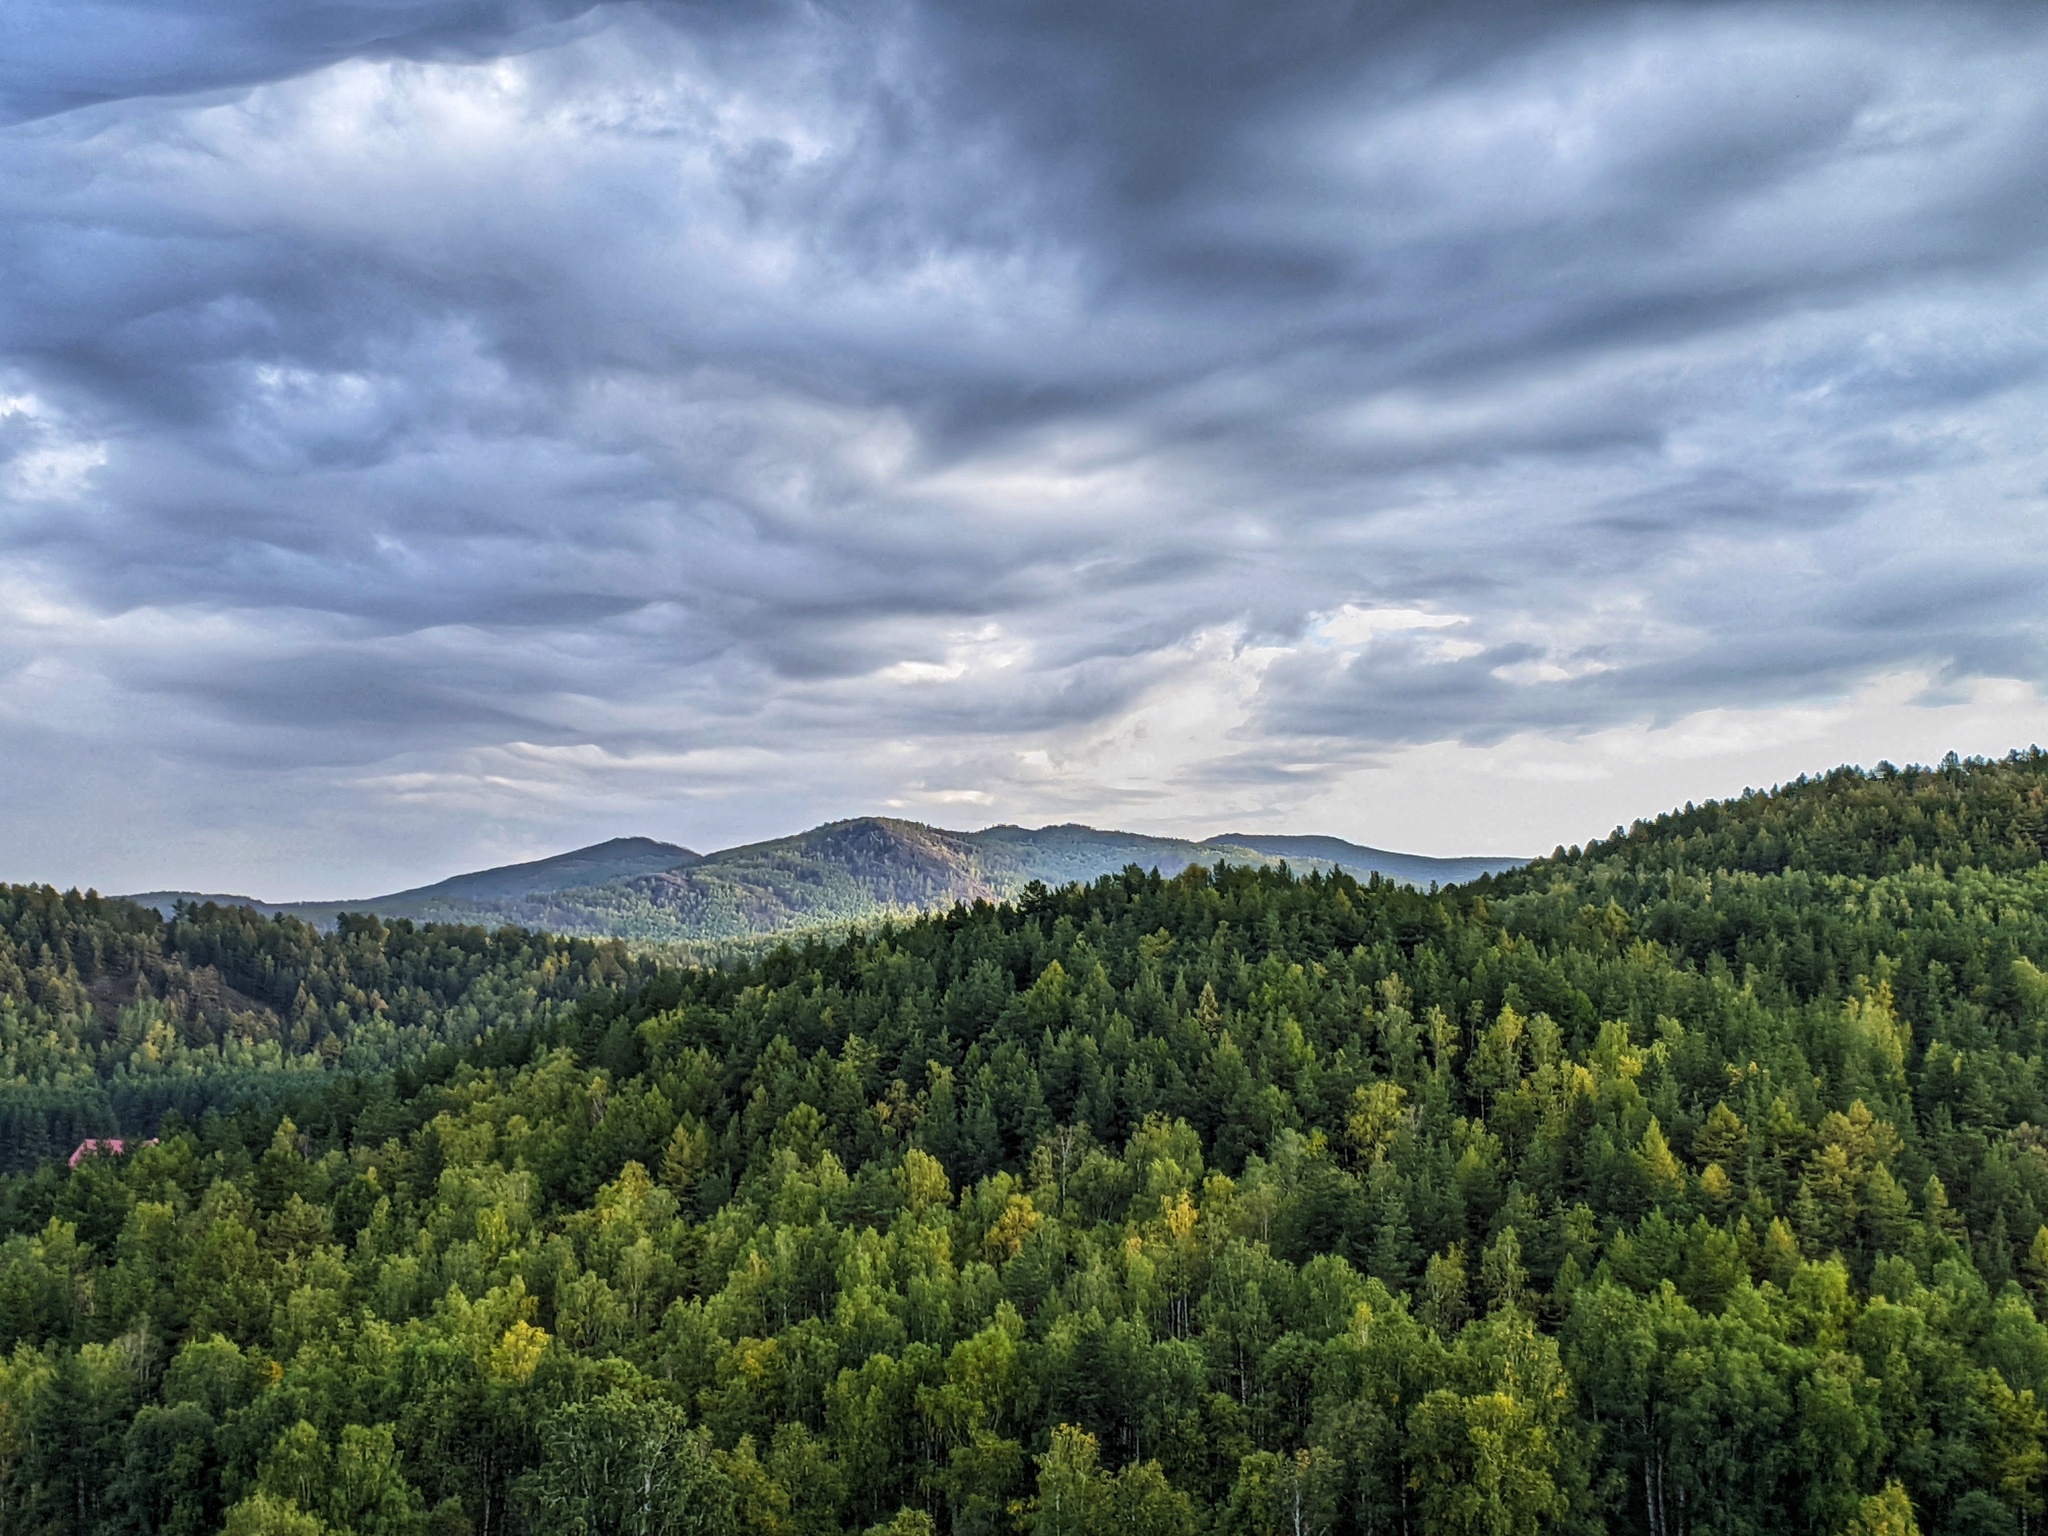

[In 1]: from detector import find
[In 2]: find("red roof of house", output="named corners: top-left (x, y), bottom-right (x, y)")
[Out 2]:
top-left (67, 1137), bottom-right (155, 1168)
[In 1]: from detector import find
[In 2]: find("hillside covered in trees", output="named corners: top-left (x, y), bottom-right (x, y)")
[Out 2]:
top-left (5, 751), bottom-right (2048, 1536)
top-left (0, 894), bottom-right (654, 1171)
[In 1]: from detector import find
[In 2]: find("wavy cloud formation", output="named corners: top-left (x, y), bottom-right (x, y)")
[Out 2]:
top-left (3, 0), bottom-right (2047, 890)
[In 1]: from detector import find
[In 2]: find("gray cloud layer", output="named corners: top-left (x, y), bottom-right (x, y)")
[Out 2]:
top-left (3, 0), bottom-right (2047, 891)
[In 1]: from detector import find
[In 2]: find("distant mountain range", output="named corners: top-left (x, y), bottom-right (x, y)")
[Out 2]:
top-left (127, 819), bottom-right (1525, 945)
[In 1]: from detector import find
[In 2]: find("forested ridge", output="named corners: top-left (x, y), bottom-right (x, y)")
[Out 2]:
top-left (6, 752), bottom-right (2048, 1536)
top-left (177, 820), bottom-right (1515, 947)
top-left (306, 820), bottom-right (1353, 945)
top-left (0, 894), bottom-right (653, 1170)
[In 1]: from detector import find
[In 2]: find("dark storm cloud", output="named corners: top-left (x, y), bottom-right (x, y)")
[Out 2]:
top-left (0, 0), bottom-right (622, 123)
top-left (4, 0), bottom-right (2048, 889)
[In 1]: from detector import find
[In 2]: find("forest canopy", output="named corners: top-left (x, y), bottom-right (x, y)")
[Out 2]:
top-left (0, 893), bottom-right (655, 1171)
top-left (5, 750), bottom-right (2048, 1536)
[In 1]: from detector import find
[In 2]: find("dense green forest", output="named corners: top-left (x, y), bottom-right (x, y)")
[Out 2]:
top-left (5, 751), bottom-right (2048, 1536)
top-left (0, 893), bottom-right (653, 1170)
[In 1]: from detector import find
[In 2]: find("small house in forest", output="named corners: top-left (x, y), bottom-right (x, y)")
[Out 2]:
top-left (67, 1136), bottom-right (155, 1167)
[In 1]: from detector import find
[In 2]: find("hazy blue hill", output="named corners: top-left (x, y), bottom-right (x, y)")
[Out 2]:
top-left (364, 835), bottom-right (699, 909)
top-left (451, 820), bottom-right (1354, 942)
top-left (1201, 832), bottom-right (1525, 886)
top-left (126, 837), bottom-right (699, 927)
top-left (120, 822), bottom-right (1520, 946)
top-left (970, 823), bottom-right (1291, 885)
top-left (449, 818), bottom-right (1030, 942)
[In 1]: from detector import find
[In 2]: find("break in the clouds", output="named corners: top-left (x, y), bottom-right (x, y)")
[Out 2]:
top-left (3, 0), bottom-right (2048, 894)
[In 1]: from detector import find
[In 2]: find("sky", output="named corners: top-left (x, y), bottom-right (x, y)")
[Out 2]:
top-left (3, 0), bottom-right (2048, 898)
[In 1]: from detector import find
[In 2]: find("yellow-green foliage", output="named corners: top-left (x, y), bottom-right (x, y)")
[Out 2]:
top-left (2, 751), bottom-right (2048, 1534)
